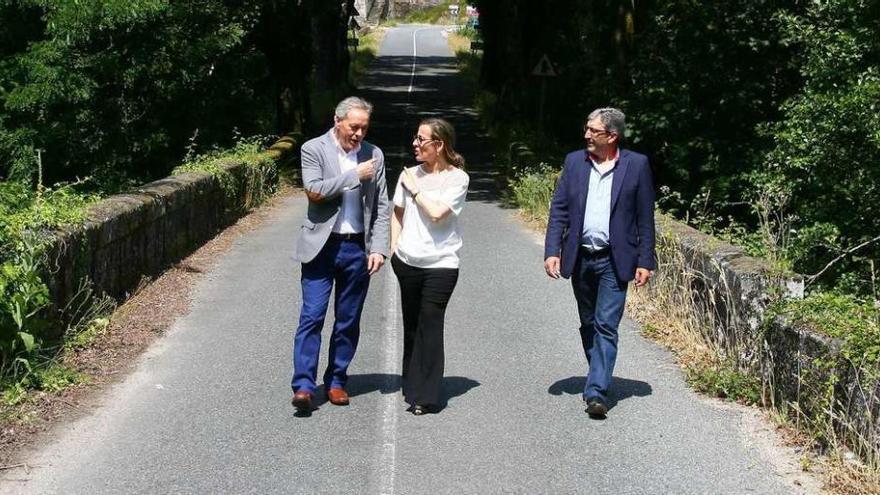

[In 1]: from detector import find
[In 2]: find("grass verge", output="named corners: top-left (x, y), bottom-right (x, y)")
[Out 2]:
top-left (350, 27), bottom-right (388, 88)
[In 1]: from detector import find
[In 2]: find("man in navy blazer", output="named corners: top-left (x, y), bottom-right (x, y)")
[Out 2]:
top-left (544, 107), bottom-right (656, 418)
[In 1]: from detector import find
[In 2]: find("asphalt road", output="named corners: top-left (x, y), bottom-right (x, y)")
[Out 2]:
top-left (1, 26), bottom-right (804, 495)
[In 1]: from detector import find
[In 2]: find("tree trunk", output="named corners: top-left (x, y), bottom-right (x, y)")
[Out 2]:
top-left (253, 0), bottom-right (313, 134)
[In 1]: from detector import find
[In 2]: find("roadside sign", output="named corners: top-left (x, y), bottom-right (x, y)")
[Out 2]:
top-left (532, 54), bottom-right (557, 77)
top-left (531, 55), bottom-right (558, 137)
top-left (448, 5), bottom-right (459, 16)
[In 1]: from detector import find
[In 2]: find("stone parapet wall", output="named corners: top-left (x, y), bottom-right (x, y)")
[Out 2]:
top-left (765, 316), bottom-right (879, 456)
top-left (655, 213), bottom-right (878, 456)
top-left (655, 214), bottom-right (803, 361)
top-left (45, 137), bottom-right (296, 329)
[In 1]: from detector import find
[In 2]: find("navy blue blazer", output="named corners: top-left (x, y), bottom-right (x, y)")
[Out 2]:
top-left (544, 148), bottom-right (657, 281)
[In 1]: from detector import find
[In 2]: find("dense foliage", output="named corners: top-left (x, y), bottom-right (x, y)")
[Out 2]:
top-left (0, 181), bottom-right (96, 376)
top-left (0, 0), bottom-right (357, 189)
top-left (472, 0), bottom-right (880, 296)
top-left (760, 0), bottom-right (880, 293)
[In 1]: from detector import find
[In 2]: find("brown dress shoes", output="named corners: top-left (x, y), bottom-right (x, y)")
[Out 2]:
top-left (291, 391), bottom-right (312, 411)
top-left (327, 387), bottom-right (350, 406)
top-left (585, 397), bottom-right (608, 418)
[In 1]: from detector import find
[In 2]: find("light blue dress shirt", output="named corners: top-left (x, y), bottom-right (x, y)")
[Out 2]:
top-left (581, 160), bottom-right (616, 251)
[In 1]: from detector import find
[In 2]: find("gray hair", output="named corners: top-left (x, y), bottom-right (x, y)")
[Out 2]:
top-left (335, 96), bottom-right (373, 120)
top-left (587, 107), bottom-right (626, 141)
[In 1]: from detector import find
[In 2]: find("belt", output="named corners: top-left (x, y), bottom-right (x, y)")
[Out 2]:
top-left (579, 246), bottom-right (610, 258)
top-left (329, 232), bottom-right (364, 241)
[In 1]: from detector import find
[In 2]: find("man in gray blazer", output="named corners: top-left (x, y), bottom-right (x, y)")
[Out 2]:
top-left (291, 97), bottom-right (390, 414)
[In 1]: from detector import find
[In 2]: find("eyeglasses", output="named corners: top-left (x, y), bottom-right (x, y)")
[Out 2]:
top-left (413, 134), bottom-right (436, 145)
top-left (584, 125), bottom-right (612, 136)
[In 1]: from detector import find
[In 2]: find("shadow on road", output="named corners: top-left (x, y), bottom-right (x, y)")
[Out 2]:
top-left (439, 376), bottom-right (480, 407)
top-left (346, 373), bottom-right (402, 397)
top-left (355, 53), bottom-right (504, 207)
top-left (344, 373), bottom-right (480, 407)
top-left (547, 375), bottom-right (652, 410)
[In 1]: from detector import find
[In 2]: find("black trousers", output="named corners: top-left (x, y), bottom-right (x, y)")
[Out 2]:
top-left (391, 254), bottom-right (459, 406)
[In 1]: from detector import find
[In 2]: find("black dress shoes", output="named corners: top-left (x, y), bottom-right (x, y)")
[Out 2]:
top-left (410, 404), bottom-right (437, 416)
top-left (585, 397), bottom-right (608, 418)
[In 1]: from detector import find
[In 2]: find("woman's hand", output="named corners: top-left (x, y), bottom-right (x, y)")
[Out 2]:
top-left (401, 167), bottom-right (420, 196)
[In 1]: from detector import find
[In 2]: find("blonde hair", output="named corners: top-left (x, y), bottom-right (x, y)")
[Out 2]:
top-left (420, 118), bottom-right (465, 169)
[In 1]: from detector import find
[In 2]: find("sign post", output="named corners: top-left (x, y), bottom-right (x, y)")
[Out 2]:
top-left (348, 16), bottom-right (360, 49)
top-left (531, 54), bottom-right (558, 137)
top-left (448, 4), bottom-right (460, 20)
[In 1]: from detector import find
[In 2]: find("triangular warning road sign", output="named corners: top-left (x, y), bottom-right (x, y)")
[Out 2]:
top-left (531, 54), bottom-right (557, 77)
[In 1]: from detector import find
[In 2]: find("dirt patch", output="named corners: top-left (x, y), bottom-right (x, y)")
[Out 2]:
top-left (0, 186), bottom-right (301, 467)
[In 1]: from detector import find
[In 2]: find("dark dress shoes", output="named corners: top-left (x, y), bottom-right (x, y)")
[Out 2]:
top-left (291, 391), bottom-right (312, 411)
top-left (585, 397), bottom-right (608, 418)
top-left (411, 404), bottom-right (437, 416)
top-left (327, 387), bottom-right (350, 406)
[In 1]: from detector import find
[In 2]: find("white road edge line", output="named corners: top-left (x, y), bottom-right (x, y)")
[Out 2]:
top-left (376, 269), bottom-right (400, 495)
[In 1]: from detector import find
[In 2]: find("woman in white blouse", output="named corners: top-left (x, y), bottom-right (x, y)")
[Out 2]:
top-left (391, 118), bottom-right (470, 415)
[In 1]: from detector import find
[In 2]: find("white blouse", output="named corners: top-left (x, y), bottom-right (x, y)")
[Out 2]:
top-left (392, 165), bottom-right (470, 269)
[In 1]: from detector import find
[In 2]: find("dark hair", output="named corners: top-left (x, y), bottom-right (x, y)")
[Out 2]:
top-left (420, 118), bottom-right (466, 169)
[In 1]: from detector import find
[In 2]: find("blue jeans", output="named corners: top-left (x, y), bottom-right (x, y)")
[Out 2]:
top-left (571, 250), bottom-right (629, 402)
top-left (291, 236), bottom-right (369, 394)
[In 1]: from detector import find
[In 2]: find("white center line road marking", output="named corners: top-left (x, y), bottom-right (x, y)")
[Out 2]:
top-left (373, 268), bottom-right (400, 495)
top-left (407, 27), bottom-right (429, 94)
top-left (375, 26), bottom-right (426, 493)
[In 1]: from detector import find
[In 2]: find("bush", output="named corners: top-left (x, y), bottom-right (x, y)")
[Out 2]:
top-left (510, 162), bottom-right (558, 226)
top-left (172, 136), bottom-right (279, 210)
top-left (688, 363), bottom-right (762, 405)
top-left (780, 292), bottom-right (880, 373)
top-left (0, 181), bottom-right (96, 378)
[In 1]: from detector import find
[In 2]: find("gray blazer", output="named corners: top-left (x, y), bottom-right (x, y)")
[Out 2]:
top-left (293, 129), bottom-right (391, 264)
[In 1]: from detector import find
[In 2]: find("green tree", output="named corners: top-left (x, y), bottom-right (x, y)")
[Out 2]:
top-left (0, 0), bottom-right (357, 188)
top-left (760, 0), bottom-right (880, 292)
top-left (0, 0), bottom-right (273, 187)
